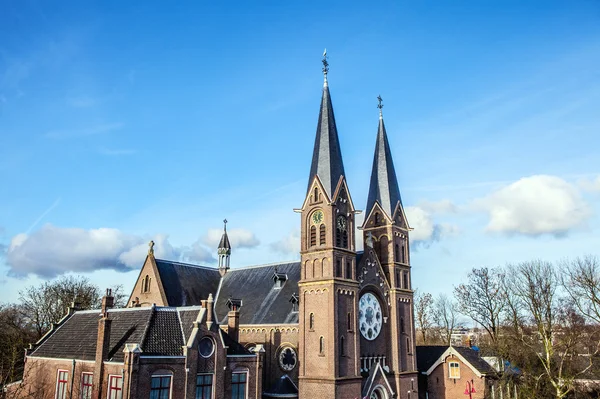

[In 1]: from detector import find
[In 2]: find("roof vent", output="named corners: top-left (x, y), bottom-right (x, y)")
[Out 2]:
top-left (226, 297), bottom-right (242, 311)
top-left (272, 272), bottom-right (288, 289)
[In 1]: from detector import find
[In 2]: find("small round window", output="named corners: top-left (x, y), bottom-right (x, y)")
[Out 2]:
top-left (199, 337), bottom-right (214, 358)
top-left (278, 346), bottom-right (297, 371)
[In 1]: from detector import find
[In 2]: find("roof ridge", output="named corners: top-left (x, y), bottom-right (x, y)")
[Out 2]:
top-left (155, 258), bottom-right (219, 271)
top-left (228, 260), bottom-right (300, 271)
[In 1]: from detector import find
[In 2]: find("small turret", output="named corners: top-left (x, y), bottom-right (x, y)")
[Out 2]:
top-left (218, 219), bottom-right (231, 276)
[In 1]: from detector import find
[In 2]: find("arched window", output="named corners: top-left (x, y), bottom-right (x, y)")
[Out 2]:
top-left (403, 272), bottom-right (409, 290)
top-left (319, 224), bottom-right (326, 245)
top-left (395, 244), bottom-right (400, 262)
top-left (314, 187), bottom-right (318, 202)
top-left (375, 213), bottom-right (380, 224)
top-left (401, 317), bottom-right (405, 333)
top-left (395, 269), bottom-right (400, 288)
top-left (342, 230), bottom-right (348, 248)
top-left (340, 336), bottom-right (345, 357)
top-left (309, 313), bottom-right (314, 330)
top-left (401, 245), bottom-right (406, 263)
top-left (347, 312), bottom-right (352, 331)
top-left (310, 226), bottom-right (317, 247)
top-left (345, 261), bottom-right (352, 279)
top-left (336, 259), bottom-right (342, 277)
top-left (142, 275), bottom-right (150, 293)
top-left (319, 336), bottom-right (324, 354)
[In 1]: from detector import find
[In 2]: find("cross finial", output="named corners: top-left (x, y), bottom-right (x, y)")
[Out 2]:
top-left (223, 219), bottom-right (228, 232)
top-left (377, 95), bottom-right (384, 119)
top-left (322, 49), bottom-right (329, 86)
top-left (148, 240), bottom-right (155, 255)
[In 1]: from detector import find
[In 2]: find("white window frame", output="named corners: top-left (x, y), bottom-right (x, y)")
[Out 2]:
top-left (107, 374), bottom-right (123, 399)
top-left (231, 370), bottom-right (248, 399)
top-left (448, 361), bottom-right (460, 379)
top-left (150, 374), bottom-right (173, 399)
top-left (195, 373), bottom-right (214, 399)
top-left (55, 369), bottom-right (69, 399)
top-left (80, 372), bottom-right (93, 399)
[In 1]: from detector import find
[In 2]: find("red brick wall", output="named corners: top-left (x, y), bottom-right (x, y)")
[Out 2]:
top-left (425, 354), bottom-right (487, 399)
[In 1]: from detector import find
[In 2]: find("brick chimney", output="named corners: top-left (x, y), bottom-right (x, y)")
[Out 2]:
top-left (206, 294), bottom-right (214, 330)
top-left (93, 289), bottom-right (114, 399)
top-left (226, 297), bottom-right (242, 342)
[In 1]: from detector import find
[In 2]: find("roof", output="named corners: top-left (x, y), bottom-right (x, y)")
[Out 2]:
top-left (155, 259), bottom-right (221, 306)
top-left (416, 346), bottom-right (496, 376)
top-left (215, 262), bottom-right (301, 325)
top-left (263, 375), bottom-right (299, 398)
top-left (30, 306), bottom-right (213, 362)
top-left (365, 115), bottom-right (402, 219)
top-left (218, 230), bottom-right (231, 251)
top-left (307, 83), bottom-right (345, 199)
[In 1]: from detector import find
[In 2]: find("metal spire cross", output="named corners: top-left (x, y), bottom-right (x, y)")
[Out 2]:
top-left (223, 219), bottom-right (228, 232)
top-left (322, 49), bottom-right (329, 85)
top-left (377, 95), bottom-right (384, 119)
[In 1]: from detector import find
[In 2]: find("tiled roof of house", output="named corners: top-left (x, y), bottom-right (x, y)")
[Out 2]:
top-left (28, 305), bottom-right (251, 362)
top-left (416, 345), bottom-right (496, 376)
top-left (155, 259), bottom-right (222, 306)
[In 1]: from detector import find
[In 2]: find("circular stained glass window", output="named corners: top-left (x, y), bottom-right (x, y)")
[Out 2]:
top-left (278, 347), bottom-right (297, 371)
top-left (359, 292), bottom-right (383, 341)
top-left (199, 337), bottom-right (214, 358)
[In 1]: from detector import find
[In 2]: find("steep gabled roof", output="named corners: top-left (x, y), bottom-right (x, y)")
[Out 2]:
top-left (417, 345), bottom-right (497, 377)
top-left (216, 262), bottom-right (301, 325)
top-left (307, 83), bottom-right (345, 200)
top-left (155, 259), bottom-right (221, 306)
top-left (366, 114), bottom-right (402, 219)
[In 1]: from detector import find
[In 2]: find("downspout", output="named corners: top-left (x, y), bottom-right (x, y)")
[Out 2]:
top-left (69, 359), bottom-right (76, 399)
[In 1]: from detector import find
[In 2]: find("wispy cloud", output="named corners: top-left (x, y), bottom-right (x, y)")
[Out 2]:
top-left (26, 198), bottom-right (61, 234)
top-left (45, 122), bottom-right (124, 139)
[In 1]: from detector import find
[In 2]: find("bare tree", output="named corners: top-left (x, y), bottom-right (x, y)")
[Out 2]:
top-left (414, 290), bottom-right (435, 344)
top-left (0, 304), bottom-right (36, 390)
top-left (454, 267), bottom-right (505, 346)
top-left (562, 255), bottom-right (600, 323)
top-left (433, 294), bottom-right (459, 346)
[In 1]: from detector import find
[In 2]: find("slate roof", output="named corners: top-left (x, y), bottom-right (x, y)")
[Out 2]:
top-left (155, 259), bottom-right (221, 306)
top-left (416, 346), bottom-right (496, 375)
top-left (30, 306), bottom-right (209, 362)
top-left (218, 230), bottom-right (231, 251)
top-left (307, 83), bottom-right (345, 199)
top-left (215, 262), bottom-right (301, 325)
top-left (366, 115), bottom-right (402, 218)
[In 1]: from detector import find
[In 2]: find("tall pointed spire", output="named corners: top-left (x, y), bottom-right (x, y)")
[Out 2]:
top-left (218, 219), bottom-right (231, 276)
top-left (366, 96), bottom-right (402, 219)
top-left (307, 50), bottom-right (345, 199)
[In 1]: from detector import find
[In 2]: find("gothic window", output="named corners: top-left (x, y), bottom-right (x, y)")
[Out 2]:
top-left (407, 337), bottom-right (411, 354)
top-left (309, 313), bottom-right (314, 330)
top-left (336, 259), bottom-right (342, 277)
top-left (345, 261), bottom-right (352, 279)
top-left (401, 245), bottom-right (406, 263)
top-left (278, 347), bottom-right (298, 371)
top-left (314, 187), bottom-right (318, 202)
top-left (401, 317), bottom-right (405, 333)
top-left (336, 216), bottom-right (348, 248)
top-left (340, 336), bottom-right (345, 357)
top-left (319, 224), bottom-right (326, 245)
top-left (343, 230), bottom-right (348, 248)
top-left (310, 226), bottom-right (317, 247)
top-left (403, 272), bottom-right (409, 290)
top-left (347, 312), bottom-right (352, 331)
top-left (395, 243), bottom-right (400, 262)
top-left (395, 269), bottom-right (400, 288)
top-left (141, 275), bottom-right (150, 293)
top-left (375, 212), bottom-right (380, 224)
top-left (319, 336), bottom-right (325, 355)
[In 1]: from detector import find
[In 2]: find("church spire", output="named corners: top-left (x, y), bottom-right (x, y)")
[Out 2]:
top-left (218, 219), bottom-right (231, 276)
top-left (366, 95), bottom-right (402, 219)
top-left (307, 50), bottom-right (345, 199)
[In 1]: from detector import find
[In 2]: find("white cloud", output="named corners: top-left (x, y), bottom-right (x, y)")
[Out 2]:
top-left (270, 229), bottom-right (300, 255)
top-left (4, 224), bottom-right (215, 278)
top-left (417, 199), bottom-right (458, 214)
top-left (578, 175), bottom-right (600, 193)
top-left (202, 228), bottom-right (260, 249)
top-left (475, 175), bottom-right (592, 237)
top-left (405, 206), bottom-right (460, 249)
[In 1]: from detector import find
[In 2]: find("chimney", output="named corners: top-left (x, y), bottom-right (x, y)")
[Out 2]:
top-left (206, 294), bottom-right (214, 330)
top-left (94, 289), bottom-right (114, 398)
top-left (226, 297), bottom-right (242, 342)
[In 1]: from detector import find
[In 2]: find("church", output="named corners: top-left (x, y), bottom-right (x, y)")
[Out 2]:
top-left (12, 56), bottom-right (419, 399)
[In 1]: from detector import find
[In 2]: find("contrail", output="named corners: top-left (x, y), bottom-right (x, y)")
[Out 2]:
top-left (26, 197), bottom-right (61, 234)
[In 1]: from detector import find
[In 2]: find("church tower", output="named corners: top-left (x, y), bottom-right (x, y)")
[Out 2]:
top-left (297, 52), bottom-right (362, 399)
top-left (362, 98), bottom-right (418, 397)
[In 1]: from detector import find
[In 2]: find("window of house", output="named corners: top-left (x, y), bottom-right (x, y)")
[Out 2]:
top-left (108, 375), bottom-right (122, 399)
top-left (449, 362), bottom-right (460, 379)
top-left (340, 336), bottom-right (346, 357)
top-left (81, 372), bottom-right (93, 399)
top-left (319, 224), bottom-right (326, 245)
top-left (310, 226), bottom-right (317, 247)
top-left (346, 261), bottom-right (352, 279)
top-left (319, 336), bottom-right (325, 355)
top-left (196, 374), bottom-right (213, 399)
top-left (231, 372), bottom-right (247, 399)
top-left (55, 370), bottom-right (68, 399)
top-left (309, 313), bottom-right (314, 330)
top-left (150, 375), bottom-right (171, 399)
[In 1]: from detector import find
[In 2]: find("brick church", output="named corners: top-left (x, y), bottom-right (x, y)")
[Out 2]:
top-left (11, 56), bottom-right (419, 399)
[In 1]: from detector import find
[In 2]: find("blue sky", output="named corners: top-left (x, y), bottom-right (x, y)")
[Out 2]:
top-left (1, 1), bottom-right (599, 303)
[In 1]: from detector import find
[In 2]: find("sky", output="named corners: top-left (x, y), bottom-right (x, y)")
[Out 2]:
top-left (1, 1), bottom-right (599, 304)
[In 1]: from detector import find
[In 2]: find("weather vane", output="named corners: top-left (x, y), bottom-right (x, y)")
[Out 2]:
top-left (322, 49), bottom-right (329, 83)
top-left (377, 95), bottom-right (383, 118)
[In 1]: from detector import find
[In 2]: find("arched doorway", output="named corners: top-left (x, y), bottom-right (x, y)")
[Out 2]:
top-left (370, 386), bottom-right (388, 399)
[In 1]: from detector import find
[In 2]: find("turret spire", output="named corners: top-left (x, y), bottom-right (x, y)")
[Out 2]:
top-left (366, 96), bottom-right (402, 219)
top-left (218, 219), bottom-right (231, 276)
top-left (308, 50), bottom-right (345, 199)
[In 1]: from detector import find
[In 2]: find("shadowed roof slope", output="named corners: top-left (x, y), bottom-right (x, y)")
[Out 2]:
top-left (215, 262), bottom-right (301, 325)
top-left (308, 84), bottom-right (345, 199)
top-left (366, 116), bottom-right (402, 218)
top-left (155, 259), bottom-right (221, 306)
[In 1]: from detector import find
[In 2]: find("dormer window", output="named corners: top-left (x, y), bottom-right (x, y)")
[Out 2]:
top-left (272, 272), bottom-right (288, 289)
top-left (289, 293), bottom-right (299, 312)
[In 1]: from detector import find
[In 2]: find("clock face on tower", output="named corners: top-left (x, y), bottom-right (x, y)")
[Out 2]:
top-left (312, 210), bottom-right (324, 225)
top-left (337, 216), bottom-right (347, 231)
top-left (359, 293), bottom-right (383, 340)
